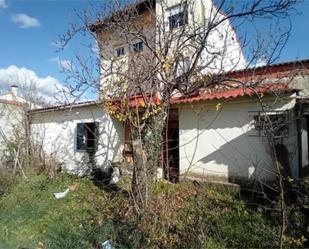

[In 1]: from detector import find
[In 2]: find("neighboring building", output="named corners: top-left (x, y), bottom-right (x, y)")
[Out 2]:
top-left (0, 85), bottom-right (27, 163)
top-left (0, 85), bottom-right (26, 137)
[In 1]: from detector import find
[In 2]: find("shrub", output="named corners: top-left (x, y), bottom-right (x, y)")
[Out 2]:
top-left (285, 176), bottom-right (309, 248)
top-left (0, 173), bottom-right (295, 249)
top-left (0, 169), bottom-right (20, 197)
top-left (216, 206), bottom-right (278, 248)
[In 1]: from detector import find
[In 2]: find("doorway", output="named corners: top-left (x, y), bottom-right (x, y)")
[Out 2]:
top-left (163, 109), bottom-right (180, 183)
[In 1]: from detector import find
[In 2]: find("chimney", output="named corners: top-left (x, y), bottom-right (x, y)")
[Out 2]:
top-left (11, 85), bottom-right (18, 97)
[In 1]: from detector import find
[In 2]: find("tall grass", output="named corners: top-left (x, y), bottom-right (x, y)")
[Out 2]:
top-left (0, 171), bottom-right (286, 249)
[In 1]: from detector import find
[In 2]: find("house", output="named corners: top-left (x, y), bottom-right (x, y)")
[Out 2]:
top-left (29, 101), bottom-right (124, 175)
top-left (91, 0), bottom-right (246, 96)
top-left (0, 85), bottom-right (25, 128)
top-left (0, 85), bottom-right (42, 166)
top-left (27, 60), bottom-right (309, 183)
top-left (0, 85), bottom-right (28, 163)
top-left (169, 60), bottom-right (309, 183)
top-left (26, 0), bottom-right (309, 184)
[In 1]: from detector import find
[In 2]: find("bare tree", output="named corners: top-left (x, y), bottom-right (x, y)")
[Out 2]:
top-left (0, 80), bottom-right (59, 179)
top-left (57, 0), bottom-right (297, 231)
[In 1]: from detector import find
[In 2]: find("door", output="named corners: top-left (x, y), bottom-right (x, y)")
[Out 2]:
top-left (163, 109), bottom-right (179, 183)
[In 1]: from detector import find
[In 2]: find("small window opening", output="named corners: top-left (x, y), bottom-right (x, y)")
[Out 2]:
top-left (132, 41), bottom-right (144, 52)
top-left (76, 122), bottom-right (98, 151)
top-left (167, 2), bottom-right (188, 30)
top-left (175, 57), bottom-right (191, 76)
top-left (253, 112), bottom-right (288, 138)
top-left (116, 47), bottom-right (125, 57)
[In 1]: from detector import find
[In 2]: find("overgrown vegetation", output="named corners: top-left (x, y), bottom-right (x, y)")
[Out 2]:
top-left (1, 170), bottom-right (307, 249)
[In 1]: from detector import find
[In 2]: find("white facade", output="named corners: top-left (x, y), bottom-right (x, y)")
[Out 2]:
top-left (28, 89), bottom-right (301, 182)
top-left (0, 101), bottom-right (23, 136)
top-left (177, 95), bottom-right (299, 182)
top-left (96, 0), bottom-right (246, 95)
top-left (0, 87), bottom-right (25, 161)
top-left (30, 103), bottom-right (124, 175)
top-left (24, 1), bottom-right (307, 182)
top-left (156, 0), bottom-right (246, 73)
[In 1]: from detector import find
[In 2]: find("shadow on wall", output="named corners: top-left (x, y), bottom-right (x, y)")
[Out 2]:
top-left (92, 115), bottom-right (124, 171)
top-left (178, 101), bottom-right (294, 184)
top-left (30, 105), bottom-right (124, 175)
top-left (197, 131), bottom-right (276, 183)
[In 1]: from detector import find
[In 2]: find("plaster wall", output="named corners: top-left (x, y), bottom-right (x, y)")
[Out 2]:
top-left (97, 8), bottom-right (156, 96)
top-left (30, 105), bottom-right (124, 175)
top-left (178, 95), bottom-right (299, 182)
top-left (0, 103), bottom-right (24, 160)
top-left (155, 0), bottom-right (246, 73)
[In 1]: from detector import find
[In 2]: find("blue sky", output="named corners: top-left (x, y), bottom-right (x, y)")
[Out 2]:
top-left (0, 0), bottom-right (308, 102)
top-left (0, 0), bottom-right (99, 79)
top-left (0, 0), bottom-right (100, 102)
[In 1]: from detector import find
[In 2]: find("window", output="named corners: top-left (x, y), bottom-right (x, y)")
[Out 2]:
top-left (167, 2), bottom-right (188, 30)
top-left (132, 41), bottom-right (143, 52)
top-left (116, 47), bottom-right (125, 57)
top-left (175, 57), bottom-right (191, 76)
top-left (76, 122), bottom-right (98, 151)
top-left (253, 112), bottom-right (288, 138)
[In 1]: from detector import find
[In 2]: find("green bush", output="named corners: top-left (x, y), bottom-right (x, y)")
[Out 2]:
top-left (284, 176), bottom-right (309, 248)
top-left (0, 169), bottom-right (20, 197)
top-left (216, 206), bottom-right (278, 248)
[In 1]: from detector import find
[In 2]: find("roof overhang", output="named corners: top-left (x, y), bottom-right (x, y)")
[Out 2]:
top-left (170, 84), bottom-right (297, 105)
top-left (29, 101), bottom-right (101, 114)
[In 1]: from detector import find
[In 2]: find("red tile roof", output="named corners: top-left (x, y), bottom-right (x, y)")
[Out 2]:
top-left (170, 83), bottom-right (295, 105)
top-left (109, 93), bottom-right (161, 109)
top-left (227, 59), bottom-right (309, 76)
top-left (127, 93), bottom-right (161, 108)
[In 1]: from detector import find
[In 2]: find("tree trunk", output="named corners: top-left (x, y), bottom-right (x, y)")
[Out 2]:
top-left (131, 139), bottom-right (148, 212)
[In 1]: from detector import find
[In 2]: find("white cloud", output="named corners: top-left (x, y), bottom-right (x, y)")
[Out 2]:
top-left (50, 57), bottom-right (75, 71)
top-left (255, 58), bottom-right (268, 67)
top-left (0, 0), bottom-right (7, 9)
top-left (11, 13), bottom-right (41, 28)
top-left (248, 58), bottom-right (268, 68)
top-left (0, 65), bottom-right (66, 103)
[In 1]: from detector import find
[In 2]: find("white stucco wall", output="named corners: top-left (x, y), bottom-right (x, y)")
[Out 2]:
top-left (155, 0), bottom-right (246, 73)
top-left (0, 102), bottom-right (24, 161)
top-left (178, 95), bottom-right (298, 182)
top-left (200, 0), bottom-right (247, 72)
top-left (0, 103), bottom-right (23, 134)
top-left (30, 104), bottom-right (124, 175)
top-left (97, 7), bottom-right (156, 97)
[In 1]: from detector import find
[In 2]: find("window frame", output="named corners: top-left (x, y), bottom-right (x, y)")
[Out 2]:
top-left (167, 2), bottom-right (188, 30)
top-left (175, 57), bottom-right (191, 76)
top-left (115, 47), bottom-right (125, 57)
top-left (132, 41), bottom-right (144, 52)
top-left (251, 111), bottom-right (289, 138)
top-left (76, 122), bottom-right (99, 152)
